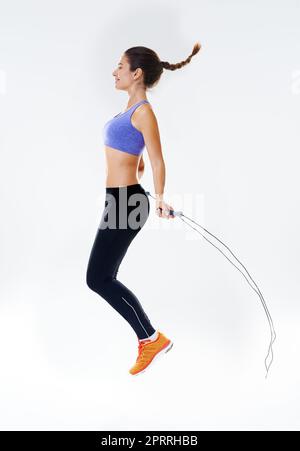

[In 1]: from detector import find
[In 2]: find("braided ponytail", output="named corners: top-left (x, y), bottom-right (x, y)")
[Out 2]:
top-left (160, 42), bottom-right (201, 71)
top-left (124, 42), bottom-right (201, 90)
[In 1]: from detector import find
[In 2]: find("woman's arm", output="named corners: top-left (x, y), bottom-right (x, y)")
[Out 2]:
top-left (137, 106), bottom-right (174, 219)
top-left (137, 107), bottom-right (165, 201)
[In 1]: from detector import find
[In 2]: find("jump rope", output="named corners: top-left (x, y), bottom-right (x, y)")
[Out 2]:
top-left (144, 190), bottom-right (276, 379)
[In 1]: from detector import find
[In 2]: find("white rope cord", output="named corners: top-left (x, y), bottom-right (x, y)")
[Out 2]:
top-left (145, 190), bottom-right (276, 379)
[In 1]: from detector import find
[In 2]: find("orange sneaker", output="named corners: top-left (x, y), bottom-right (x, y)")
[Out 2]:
top-left (129, 331), bottom-right (173, 376)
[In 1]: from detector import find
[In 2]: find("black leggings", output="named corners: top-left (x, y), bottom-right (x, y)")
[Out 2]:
top-left (86, 183), bottom-right (156, 339)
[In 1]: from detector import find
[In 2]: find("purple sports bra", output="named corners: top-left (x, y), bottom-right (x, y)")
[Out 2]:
top-left (103, 99), bottom-right (150, 156)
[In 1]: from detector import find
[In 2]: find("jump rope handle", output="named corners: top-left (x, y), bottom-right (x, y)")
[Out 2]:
top-left (156, 207), bottom-right (182, 217)
top-left (144, 192), bottom-right (182, 217)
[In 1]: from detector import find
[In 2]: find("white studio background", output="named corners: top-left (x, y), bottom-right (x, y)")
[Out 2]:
top-left (0, 0), bottom-right (300, 431)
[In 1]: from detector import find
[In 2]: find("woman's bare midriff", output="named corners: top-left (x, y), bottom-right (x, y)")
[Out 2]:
top-left (104, 145), bottom-right (142, 188)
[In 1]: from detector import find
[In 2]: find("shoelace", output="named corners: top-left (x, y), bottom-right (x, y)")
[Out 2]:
top-left (136, 340), bottom-right (153, 362)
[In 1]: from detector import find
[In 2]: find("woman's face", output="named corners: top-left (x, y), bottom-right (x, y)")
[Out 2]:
top-left (112, 54), bottom-right (142, 90)
top-left (112, 54), bottom-right (131, 90)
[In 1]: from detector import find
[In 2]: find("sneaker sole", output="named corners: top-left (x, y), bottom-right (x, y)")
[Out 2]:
top-left (130, 340), bottom-right (174, 376)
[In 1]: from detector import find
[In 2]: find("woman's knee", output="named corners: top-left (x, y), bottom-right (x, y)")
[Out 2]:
top-left (86, 266), bottom-right (108, 294)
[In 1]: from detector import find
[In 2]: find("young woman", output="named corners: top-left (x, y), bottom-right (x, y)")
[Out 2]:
top-left (86, 43), bottom-right (201, 376)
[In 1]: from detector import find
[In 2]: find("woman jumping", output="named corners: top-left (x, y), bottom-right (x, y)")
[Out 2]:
top-left (86, 43), bottom-right (201, 376)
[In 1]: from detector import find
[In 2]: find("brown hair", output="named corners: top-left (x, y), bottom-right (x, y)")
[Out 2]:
top-left (124, 42), bottom-right (201, 90)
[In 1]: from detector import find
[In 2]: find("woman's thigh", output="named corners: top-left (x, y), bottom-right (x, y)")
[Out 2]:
top-left (87, 227), bottom-right (140, 281)
top-left (87, 184), bottom-right (150, 281)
